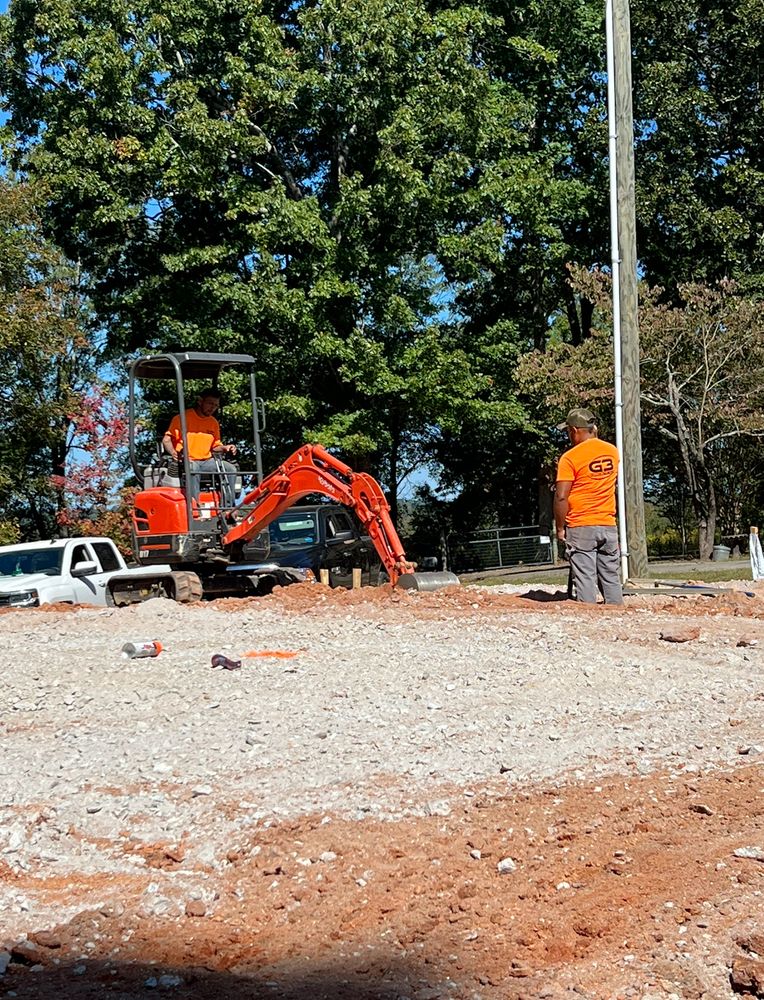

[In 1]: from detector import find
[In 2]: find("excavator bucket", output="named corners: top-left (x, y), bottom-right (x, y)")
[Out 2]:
top-left (396, 571), bottom-right (460, 592)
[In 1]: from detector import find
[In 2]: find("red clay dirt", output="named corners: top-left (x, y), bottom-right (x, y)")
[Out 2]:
top-left (3, 582), bottom-right (764, 1000)
top-left (4, 765), bottom-right (764, 999)
top-left (215, 579), bottom-right (764, 622)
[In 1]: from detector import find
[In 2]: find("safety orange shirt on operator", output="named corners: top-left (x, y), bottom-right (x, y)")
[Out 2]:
top-left (556, 438), bottom-right (619, 527)
top-left (166, 410), bottom-right (222, 461)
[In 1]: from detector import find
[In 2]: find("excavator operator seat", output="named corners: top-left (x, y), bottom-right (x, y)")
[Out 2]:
top-left (143, 446), bottom-right (181, 489)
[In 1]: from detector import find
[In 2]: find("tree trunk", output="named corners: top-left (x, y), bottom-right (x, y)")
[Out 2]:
top-left (680, 488), bottom-right (687, 556)
top-left (680, 448), bottom-right (716, 559)
top-left (28, 496), bottom-right (48, 541)
top-left (439, 528), bottom-right (450, 572)
top-left (562, 285), bottom-right (595, 347)
top-left (52, 430), bottom-right (69, 535)
top-left (695, 476), bottom-right (717, 560)
top-left (532, 264), bottom-right (547, 351)
top-left (668, 376), bottom-right (716, 558)
top-left (563, 281), bottom-right (581, 346)
top-left (389, 419), bottom-right (399, 527)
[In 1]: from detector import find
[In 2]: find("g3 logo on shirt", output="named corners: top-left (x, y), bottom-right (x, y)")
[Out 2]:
top-left (588, 456), bottom-right (614, 477)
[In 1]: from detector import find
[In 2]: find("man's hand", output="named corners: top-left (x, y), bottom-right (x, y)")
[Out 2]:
top-left (224, 443), bottom-right (237, 457)
top-left (557, 532), bottom-right (570, 561)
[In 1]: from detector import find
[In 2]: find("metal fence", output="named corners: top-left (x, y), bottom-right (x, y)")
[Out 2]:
top-left (457, 524), bottom-right (554, 572)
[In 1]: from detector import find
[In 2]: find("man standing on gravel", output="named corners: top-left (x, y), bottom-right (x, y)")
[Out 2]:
top-left (554, 408), bottom-right (623, 605)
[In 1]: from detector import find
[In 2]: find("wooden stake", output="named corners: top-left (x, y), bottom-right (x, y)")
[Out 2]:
top-left (352, 568), bottom-right (362, 590)
top-left (319, 569), bottom-right (330, 586)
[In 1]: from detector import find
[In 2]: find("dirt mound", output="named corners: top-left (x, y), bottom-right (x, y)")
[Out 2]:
top-left (214, 579), bottom-right (764, 623)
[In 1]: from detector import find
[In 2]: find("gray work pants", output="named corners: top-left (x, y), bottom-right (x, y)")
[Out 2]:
top-left (566, 525), bottom-right (623, 605)
top-left (189, 458), bottom-right (237, 512)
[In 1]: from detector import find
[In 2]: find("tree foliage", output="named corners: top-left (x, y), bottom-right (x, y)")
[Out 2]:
top-left (519, 269), bottom-right (764, 557)
top-left (631, 0), bottom-right (764, 294)
top-left (1, 0), bottom-right (763, 548)
top-left (0, 175), bottom-right (99, 539)
top-left (50, 386), bottom-right (136, 550)
top-left (0, 0), bottom-right (609, 519)
top-left (639, 279), bottom-right (764, 557)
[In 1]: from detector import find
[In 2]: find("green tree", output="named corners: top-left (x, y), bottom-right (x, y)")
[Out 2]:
top-left (0, 175), bottom-right (99, 539)
top-left (426, 0), bottom-right (618, 528)
top-left (639, 281), bottom-right (764, 557)
top-left (0, 0), bottom-right (595, 520)
top-left (446, 0), bottom-right (610, 350)
top-left (631, 0), bottom-right (764, 293)
top-left (0, 3), bottom-right (503, 484)
top-left (518, 269), bottom-right (764, 559)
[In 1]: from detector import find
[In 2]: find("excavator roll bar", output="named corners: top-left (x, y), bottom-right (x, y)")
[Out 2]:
top-left (223, 444), bottom-right (458, 590)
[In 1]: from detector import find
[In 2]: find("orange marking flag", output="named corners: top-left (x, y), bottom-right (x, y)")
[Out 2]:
top-left (243, 650), bottom-right (299, 659)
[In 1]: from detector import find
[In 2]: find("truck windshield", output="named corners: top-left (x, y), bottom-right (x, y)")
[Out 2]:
top-left (0, 548), bottom-right (64, 577)
top-left (270, 512), bottom-right (318, 546)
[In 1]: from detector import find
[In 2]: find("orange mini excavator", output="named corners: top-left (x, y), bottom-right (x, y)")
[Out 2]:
top-left (111, 352), bottom-right (458, 604)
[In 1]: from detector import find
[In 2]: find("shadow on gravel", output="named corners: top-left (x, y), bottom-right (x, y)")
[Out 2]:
top-left (519, 588), bottom-right (570, 602)
top-left (3, 956), bottom-right (447, 1000)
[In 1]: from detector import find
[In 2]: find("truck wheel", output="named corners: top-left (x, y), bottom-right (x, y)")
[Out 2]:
top-left (167, 571), bottom-right (203, 603)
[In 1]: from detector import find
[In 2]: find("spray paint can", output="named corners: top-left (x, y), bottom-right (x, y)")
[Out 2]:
top-left (122, 640), bottom-right (163, 660)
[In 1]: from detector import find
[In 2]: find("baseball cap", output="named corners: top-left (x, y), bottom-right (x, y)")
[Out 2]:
top-left (557, 407), bottom-right (596, 431)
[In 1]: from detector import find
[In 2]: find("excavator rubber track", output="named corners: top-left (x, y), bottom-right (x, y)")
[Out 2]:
top-left (107, 569), bottom-right (203, 607)
top-left (167, 571), bottom-right (203, 603)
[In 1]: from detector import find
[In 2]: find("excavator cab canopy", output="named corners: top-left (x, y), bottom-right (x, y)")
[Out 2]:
top-left (131, 352), bottom-right (257, 382)
top-left (127, 351), bottom-right (266, 486)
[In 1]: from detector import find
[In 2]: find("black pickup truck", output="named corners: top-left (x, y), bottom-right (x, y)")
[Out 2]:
top-left (244, 504), bottom-right (386, 588)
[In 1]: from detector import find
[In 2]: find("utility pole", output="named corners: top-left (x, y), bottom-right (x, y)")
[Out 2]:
top-left (612, 0), bottom-right (648, 578)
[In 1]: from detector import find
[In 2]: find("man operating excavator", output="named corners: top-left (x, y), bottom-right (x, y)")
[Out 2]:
top-left (162, 387), bottom-right (238, 513)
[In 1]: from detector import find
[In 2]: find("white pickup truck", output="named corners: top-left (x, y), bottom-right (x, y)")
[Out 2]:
top-left (0, 537), bottom-right (193, 608)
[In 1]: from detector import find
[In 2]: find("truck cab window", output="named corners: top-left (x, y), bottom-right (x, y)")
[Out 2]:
top-left (92, 542), bottom-right (121, 572)
top-left (71, 545), bottom-right (99, 572)
top-left (326, 512), bottom-right (353, 536)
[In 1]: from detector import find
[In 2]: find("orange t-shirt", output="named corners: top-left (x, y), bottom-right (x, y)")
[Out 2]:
top-left (167, 409), bottom-right (222, 461)
top-left (556, 438), bottom-right (619, 527)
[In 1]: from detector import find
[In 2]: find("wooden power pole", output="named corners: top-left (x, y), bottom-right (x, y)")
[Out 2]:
top-left (613, 0), bottom-right (648, 578)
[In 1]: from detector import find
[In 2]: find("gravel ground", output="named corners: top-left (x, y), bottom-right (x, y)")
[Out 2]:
top-left (2, 581), bottom-right (764, 998)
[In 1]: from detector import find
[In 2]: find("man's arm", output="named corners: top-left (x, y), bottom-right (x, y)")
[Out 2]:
top-left (207, 417), bottom-right (236, 457)
top-left (554, 480), bottom-right (572, 541)
top-left (163, 415), bottom-right (181, 456)
top-left (212, 441), bottom-right (237, 457)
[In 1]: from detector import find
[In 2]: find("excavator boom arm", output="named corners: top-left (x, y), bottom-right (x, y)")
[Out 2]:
top-left (222, 444), bottom-right (414, 584)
